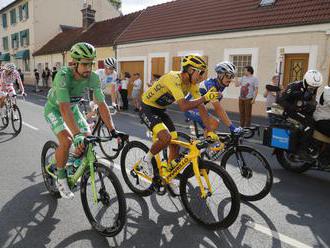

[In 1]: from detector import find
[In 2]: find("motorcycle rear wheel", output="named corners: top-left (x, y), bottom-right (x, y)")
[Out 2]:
top-left (275, 149), bottom-right (313, 173)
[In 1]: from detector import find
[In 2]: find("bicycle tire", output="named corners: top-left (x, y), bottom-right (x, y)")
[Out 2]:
top-left (221, 145), bottom-right (273, 201)
top-left (97, 122), bottom-right (121, 160)
top-left (120, 141), bottom-right (154, 197)
top-left (80, 162), bottom-right (126, 237)
top-left (11, 104), bottom-right (22, 134)
top-left (1, 104), bottom-right (9, 129)
top-left (180, 160), bottom-right (240, 230)
top-left (41, 140), bottom-right (61, 198)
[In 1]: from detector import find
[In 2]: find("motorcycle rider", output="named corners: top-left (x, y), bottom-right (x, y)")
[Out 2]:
top-left (277, 70), bottom-right (323, 158)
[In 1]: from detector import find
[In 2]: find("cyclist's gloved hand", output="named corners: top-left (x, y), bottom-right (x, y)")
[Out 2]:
top-left (206, 131), bottom-right (219, 141)
top-left (204, 87), bottom-right (220, 102)
top-left (73, 133), bottom-right (85, 148)
top-left (110, 129), bottom-right (119, 138)
top-left (229, 124), bottom-right (243, 134)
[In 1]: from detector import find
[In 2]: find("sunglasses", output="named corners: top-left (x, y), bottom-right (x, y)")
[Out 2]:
top-left (193, 68), bottom-right (206, 76)
top-left (77, 61), bottom-right (95, 67)
top-left (224, 73), bottom-right (235, 79)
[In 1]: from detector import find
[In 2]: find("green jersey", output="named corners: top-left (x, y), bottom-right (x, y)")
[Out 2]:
top-left (44, 66), bottom-right (105, 135)
top-left (46, 66), bottom-right (105, 108)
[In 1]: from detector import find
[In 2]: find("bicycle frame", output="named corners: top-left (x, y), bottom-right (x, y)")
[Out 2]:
top-left (45, 143), bottom-right (99, 204)
top-left (132, 137), bottom-right (225, 198)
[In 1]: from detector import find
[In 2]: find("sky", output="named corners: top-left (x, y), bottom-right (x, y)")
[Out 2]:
top-left (0, 0), bottom-right (174, 14)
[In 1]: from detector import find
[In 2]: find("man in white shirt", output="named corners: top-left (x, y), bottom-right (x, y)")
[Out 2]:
top-left (95, 57), bottom-right (118, 108)
top-left (132, 73), bottom-right (142, 111)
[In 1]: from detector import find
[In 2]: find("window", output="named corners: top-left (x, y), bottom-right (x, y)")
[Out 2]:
top-left (10, 9), bottom-right (17, 25)
top-left (2, 37), bottom-right (9, 51)
top-left (22, 3), bottom-right (29, 20)
top-left (230, 55), bottom-right (252, 77)
top-left (11, 33), bottom-right (19, 49)
top-left (260, 0), bottom-right (276, 6)
top-left (19, 6), bottom-right (23, 21)
top-left (20, 29), bottom-right (29, 46)
top-left (2, 14), bottom-right (7, 28)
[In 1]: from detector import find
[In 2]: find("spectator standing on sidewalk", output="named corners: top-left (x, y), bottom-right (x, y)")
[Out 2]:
top-left (147, 73), bottom-right (161, 88)
top-left (34, 69), bottom-right (41, 92)
top-left (15, 68), bottom-right (24, 92)
top-left (119, 72), bottom-right (130, 110)
top-left (45, 67), bottom-right (51, 87)
top-left (42, 69), bottom-right (47, 88)
top-left (131, 72), bottom-right (142, 111)
top-left (264, 75), bottom-right (281, 123)
top-left (235, 65), bottom-right (258, 127)
top-left (52, 67), bottom-right (57, 82)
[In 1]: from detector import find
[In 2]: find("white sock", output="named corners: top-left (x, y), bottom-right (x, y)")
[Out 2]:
top-left (144, 151), bottom-right (153, 162)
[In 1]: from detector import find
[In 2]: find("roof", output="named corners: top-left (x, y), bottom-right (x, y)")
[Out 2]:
top-left (33, 11), bottom-right (142, 56)
top-left (115, 0), bottom-right (330, 44)
top-left (0, 0), bottom-right (21, 13)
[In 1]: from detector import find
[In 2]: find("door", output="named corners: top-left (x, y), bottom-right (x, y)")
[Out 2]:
top-left (120, 61), bottom-right (144, 96)
top-left (283, 54), bottom-right (309, 88)
top-left (151, 57), bottom-right (165, 77)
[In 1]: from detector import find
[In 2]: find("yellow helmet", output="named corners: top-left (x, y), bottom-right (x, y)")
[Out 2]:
top-left (182, 55), bottom-right (208, 71)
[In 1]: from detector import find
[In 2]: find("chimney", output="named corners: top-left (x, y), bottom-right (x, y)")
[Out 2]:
top-left (81, 4), bottom-right (95, 29)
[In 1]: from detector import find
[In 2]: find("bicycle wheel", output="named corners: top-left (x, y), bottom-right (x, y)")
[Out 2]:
top-left (120, 141), bottom-right (154, 197)
top-left (1, 105), bottom-right (9, 129)
top-left (80, 162), bottom-right (126, 237)
top-left (41, 141), bottom-right (61, 198)
top-left (11, 104), bottom-right (22, 134)
top-left (221, 146), bottom-right (273, 201)
top-left (97, 122), bottom-right (121, 160)
top-left (180, 160), bottom-right (240, 230)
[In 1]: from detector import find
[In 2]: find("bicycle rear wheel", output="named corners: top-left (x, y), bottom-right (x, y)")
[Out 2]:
top-left (41, 140), bottom-right (60, 198)
top-left (221, 146), bottom-right (273, 201)
top-left (120, 141), bottom-right (154, 197)
top-left (80, 162), bottom-right (126, 237)
top-left (97, 122), bottom-right (122, 160)
top-left (180, 160), bottom-right (240, 230)
top-left (11, 104), bottom-right (22, 134)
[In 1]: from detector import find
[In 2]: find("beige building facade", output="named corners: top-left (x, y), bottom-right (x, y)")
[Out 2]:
top-left (117, 23), bottom-right (330, 116)
top-left (0, 0), bottom-right (119, 78)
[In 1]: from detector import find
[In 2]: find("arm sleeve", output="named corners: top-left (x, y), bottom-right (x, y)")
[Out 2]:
top-left (53, 72), bottom-right (70, 103)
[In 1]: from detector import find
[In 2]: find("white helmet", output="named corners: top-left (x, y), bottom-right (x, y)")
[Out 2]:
top-left (303, 70), bottom-right (323, 88)
top-left (4, 63), bottom-right (16, 72)
top-left (215, 61), bottom-right (237, 75)
top-left (104, 57), bottom-right (116, 69)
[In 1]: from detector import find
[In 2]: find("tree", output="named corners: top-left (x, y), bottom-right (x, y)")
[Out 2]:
top-left (108, 0), bottom-right (121, 10)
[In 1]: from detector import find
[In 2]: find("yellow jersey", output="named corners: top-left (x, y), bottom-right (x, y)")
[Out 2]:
top-left (142, 71), bottom-right (201, 109)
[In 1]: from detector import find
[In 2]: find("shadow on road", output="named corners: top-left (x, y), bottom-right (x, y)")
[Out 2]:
top-left (0, 182), bottom-right (59, 248)
top-left (270, 169), bottom-right (330, 247)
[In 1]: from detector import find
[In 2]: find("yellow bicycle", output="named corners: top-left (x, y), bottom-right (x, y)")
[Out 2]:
top-left (120, 134), bottom-right (240, 230)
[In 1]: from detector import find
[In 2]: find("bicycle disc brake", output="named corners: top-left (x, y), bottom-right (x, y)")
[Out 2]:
top-left (152, 175), bottom-right (166, 196)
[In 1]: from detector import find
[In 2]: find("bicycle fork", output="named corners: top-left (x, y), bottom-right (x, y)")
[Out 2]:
top-left (192, 158), bottom-right (213, 199)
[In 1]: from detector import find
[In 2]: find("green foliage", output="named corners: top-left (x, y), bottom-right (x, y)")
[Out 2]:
top-left (108, 0), bottom-right (121, 10)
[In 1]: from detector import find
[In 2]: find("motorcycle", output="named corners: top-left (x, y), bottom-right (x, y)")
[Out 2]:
top-left (263, 104), bottom-right (330, 173)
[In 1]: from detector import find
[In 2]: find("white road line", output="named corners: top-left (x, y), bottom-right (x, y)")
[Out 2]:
top-left (247, 221), bottom-right (313, 248)
top-left (23, 121), bottom-right (39, 131)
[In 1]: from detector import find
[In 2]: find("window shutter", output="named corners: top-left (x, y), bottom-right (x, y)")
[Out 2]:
top-left (172, 56), bottom-right (182, 71)
top-left (98, 60), bottom-right (105, 69)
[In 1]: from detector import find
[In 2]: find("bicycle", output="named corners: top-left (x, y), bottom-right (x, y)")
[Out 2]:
top-left (41, 135), bottom-right (127, 237)
top-left (178, 119), bottom-right (273, 202)
top-left (120, 133), bottom-right (240, 230)
top-left (0, 94), bottom-right (23, 134)
top-left (78, 99), bottom-right (128, 160)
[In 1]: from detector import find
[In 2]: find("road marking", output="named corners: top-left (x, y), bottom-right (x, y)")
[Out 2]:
top-left (247, 221), bottom-right (313, 248)
top-left (23, 121), bottom-right (39, 131)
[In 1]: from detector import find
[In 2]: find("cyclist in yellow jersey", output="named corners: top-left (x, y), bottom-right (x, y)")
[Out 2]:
top-left (139, 55), bottom-right (220, 175)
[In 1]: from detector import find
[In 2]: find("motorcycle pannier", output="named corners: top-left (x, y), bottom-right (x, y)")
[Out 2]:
top-left (263, 126), bottom-right (298, 151)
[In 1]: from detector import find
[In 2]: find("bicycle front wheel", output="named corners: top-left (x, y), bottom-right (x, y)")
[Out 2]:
top-left (221, 146), bottom-right (273, 201)
top-left (11, 104), bottom-right (22, 134)
top-left (80, 162), bottom-right (126, 237)
top-left (97, 122), bottom-right (122, 160)
top-left (180, 160), bottom-right (240, 230)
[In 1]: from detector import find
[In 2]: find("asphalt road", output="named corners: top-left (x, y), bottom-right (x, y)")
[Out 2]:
top-left (0, 92), bottom-right (329, 248)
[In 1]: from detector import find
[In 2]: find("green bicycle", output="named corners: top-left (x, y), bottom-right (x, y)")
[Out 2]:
top-left (41, 136), bottom-right (126, 237)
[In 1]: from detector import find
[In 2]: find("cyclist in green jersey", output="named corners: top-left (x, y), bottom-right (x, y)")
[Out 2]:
top-left (44, 42), bottom-right (123, 199)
